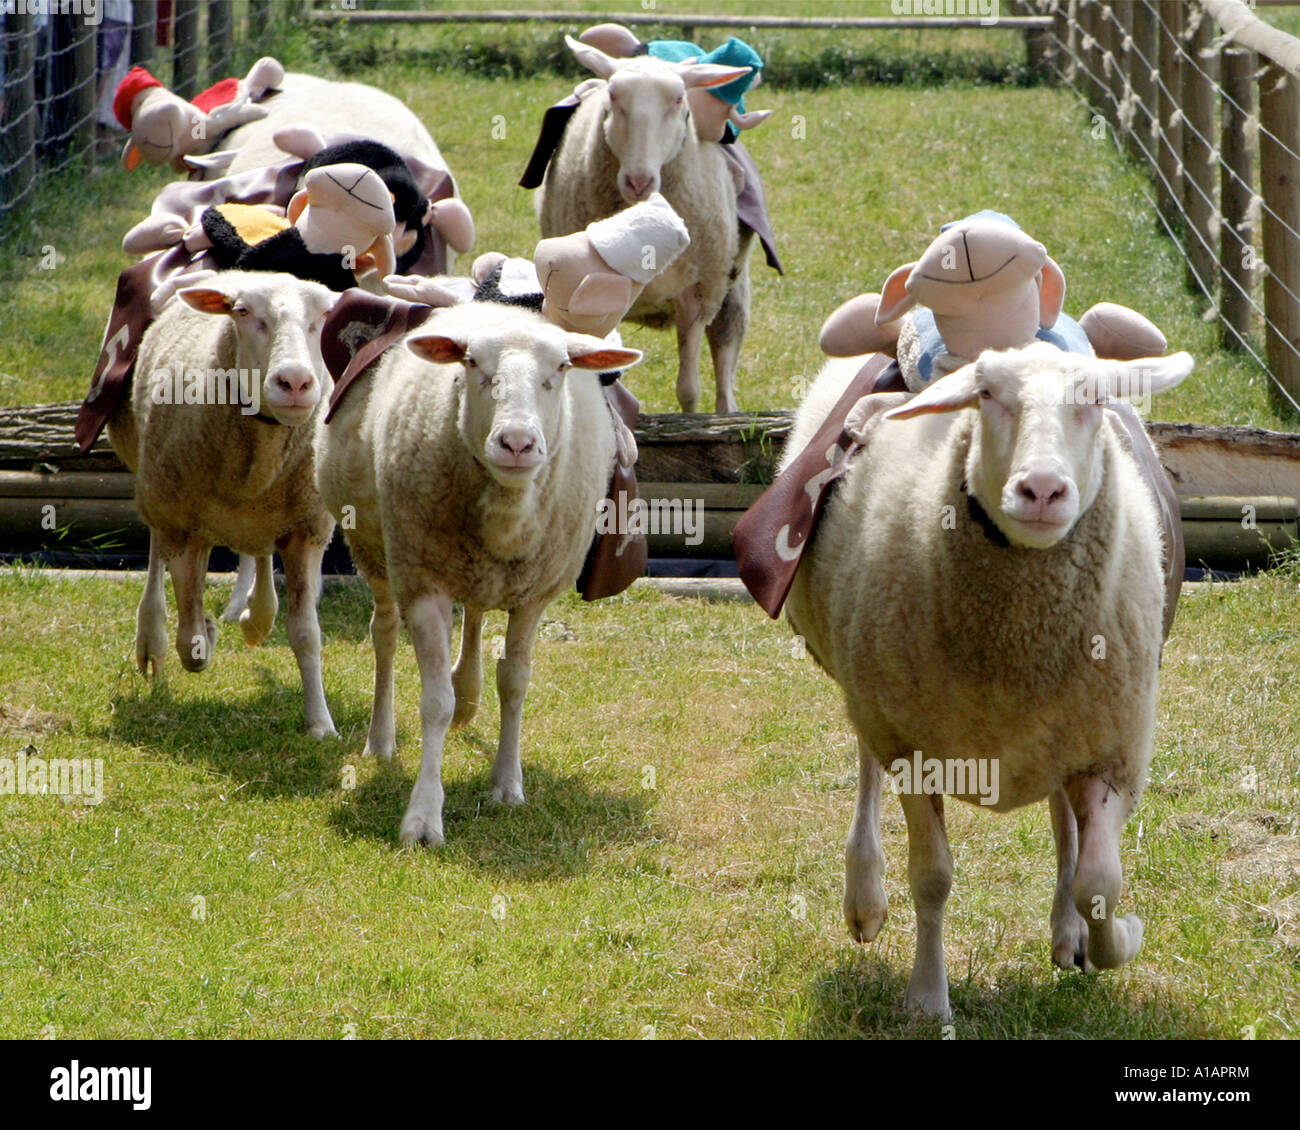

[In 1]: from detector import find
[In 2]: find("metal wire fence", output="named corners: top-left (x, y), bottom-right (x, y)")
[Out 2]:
top-left (1033, 0), bottom-right (1300, 415)
top-left (0, 0), bottom-right (280, 226)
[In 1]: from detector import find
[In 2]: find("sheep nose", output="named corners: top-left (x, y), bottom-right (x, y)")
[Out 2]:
top-left (272, 368), bottom-right (315, 398)
top-left (1017, 472), bottom-right (1069, 506)
top-left (623, 174), bottom-right (654, 199)
top-left (497, 427), bottom-right (537, 456)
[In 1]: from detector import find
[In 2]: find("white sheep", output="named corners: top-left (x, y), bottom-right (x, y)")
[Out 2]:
top-left (536, 37), bottom-right (755, 413)
top-left (315, 300), bottom-right (641, 846)
top-left (107, 270), bottom-right (339, 739)
top-left (781, 341), bottom-right (1194, 1019)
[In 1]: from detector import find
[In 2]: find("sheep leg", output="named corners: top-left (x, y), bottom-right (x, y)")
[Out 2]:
top-left (1068, 775), bottom-right (1143, 969)
top-left (363, 576), bottom-right (399, 760)
top-left (135, 529), bottom-right (170, 678)
top-left (238, 554), bottom-right (278, 647)
top-left (491, 600), bottom-right (546, 807)
top-left (452, 606), bottom-right (484, 728)
top-left (168, 538), bottom-right (216, 673)
top-left (844, 748), bottom-right (888, 942)
top-left (1049, 788), bottom-right (1095, 972)
top-left (673, 287), bottom-right (707, 413)
top-left (399, 589), bottom-right (456, 847)
top-left (280, 532), bottom-right (335, 740)
top-left (705, 261), bottom-right (749, 414)
top-left (899, 790), bottom-right (953, 1020)
top-left (221, 553), bottom-right (257, 623)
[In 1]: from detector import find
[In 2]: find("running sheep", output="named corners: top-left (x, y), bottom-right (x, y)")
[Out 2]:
top-left (107, 271), bottom-right (338, 738)
top-left (315, 300), bottom-right (641, 847)
top-left (781, 341), bottom-right (1194, 1019)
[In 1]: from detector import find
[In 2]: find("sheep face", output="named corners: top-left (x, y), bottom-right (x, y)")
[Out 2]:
top-left (406, 317), bottom-right (641, 489)
top-left (178, 273), bottom-right (337, 426)
top-left (886, 342), bottom-right (1194, 549)
top-left (565, 35), bottom-right (751, 205)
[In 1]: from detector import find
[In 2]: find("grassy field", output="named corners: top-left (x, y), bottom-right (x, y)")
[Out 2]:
top-left (0, 5), bottom-right (1297, 1040)
top-left (0, 568), bottom-right (1296, 1039)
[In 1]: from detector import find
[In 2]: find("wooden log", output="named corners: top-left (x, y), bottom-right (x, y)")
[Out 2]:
top-left (1220, 46), bottom-right (1257, 350)
top-left (1258, 61), bottom-right (1300, 410)
top-left (130, 0), bottom-right (156, 72)
top-left (1, 8), bottom-right (38, 213)
top-left (1182, 3), bottom-right (1218, 298)
top-left (208, 0), bottom-right (233, 85)
top-left (1157, 0), bottom-right (1185, 232)
top-left (172, 0), bottom-right (201, 102)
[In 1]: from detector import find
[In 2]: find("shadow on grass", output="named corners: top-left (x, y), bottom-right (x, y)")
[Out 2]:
top-left (801, 951), bottom-right (1222, 1039)
top-left (108, 667), bottom-right (357, 798)
top-left (328, 754), bottom-right (652, 881)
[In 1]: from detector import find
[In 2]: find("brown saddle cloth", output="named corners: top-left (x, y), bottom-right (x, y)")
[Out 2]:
top-left (75, 145), bottom-right (455, 453)
top-left (320, 290), bottom-right (646, 601)
top-left (733, 355), bottom-right (1184, 642)
top-left (519, 94), bottom-right (783, 274)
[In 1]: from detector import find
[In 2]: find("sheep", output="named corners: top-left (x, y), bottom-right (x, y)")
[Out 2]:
top-left (107, 270), bottom-right (339, 739)
top-left (535, 37), bottom-right (755, 414)
top-left (780, 341), bottom-right (1194, 1019)
top-left (315, 300), bottom-right (641, 846)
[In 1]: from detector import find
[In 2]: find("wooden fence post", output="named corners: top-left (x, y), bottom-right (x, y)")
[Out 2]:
top-left (1259, 62), bottom-right (1300, 409)
top-left (1, 9), bottom-right (37, 213)
top-left (130, 0), bottom-right (156, 72)
top-left (208, 0), bottom-right (233, 84)
top-left (71, 21), bottom-right (97, 168)
top-left (172, 0), bottom-right (201, 101)
top-left (249, 0), bottom-right (273, 39)
top-left (1182, 2), bottom-right (1217, 297)
top-left (1157, 1), bottom-right (1184, 233)
top-left (1079, 0), bottom-right (1106, 110)
top-left (1130, 0), bottom-right (1157, 159)
top-left (1220, 46), bottom-right (1256, 351)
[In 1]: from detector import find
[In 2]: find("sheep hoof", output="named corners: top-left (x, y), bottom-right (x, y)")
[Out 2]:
top-left (239, 607), bottom-right (274, 647)
top-left (399, 809), bottom-right (445, 848)
top-left (1051, 909), bottom-right (1095, 973)
top-left (490, 782), bottom-right (526, 807)
top-left (306, 719), bottom-right (338, 740)
top-left (844, 901), bottom-right (887, 945)
top-left (135, 635), bottom-right (166, 678)
top-left (904, 983), bottom-right (952, 1022)
top-left (451, 698), bottom-right (479, 728)
top-left (362, 739), bottom-right (395, 760)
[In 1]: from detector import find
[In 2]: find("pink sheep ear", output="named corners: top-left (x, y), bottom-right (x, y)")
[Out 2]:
top-left (876, 262), bottom-right (919, 323)
top-left (567, 272), bottom-right (635, 317)
top-left (406, 333), bottom-right (468, 365)
top-left (286, 189), bottom-right (309, 225)
top-left (884, 361), bottom-right (981, 420)
top-left (566, 336), bottom-right (643, 371)
top-left (678, 63), bottom-right (753, 91)
top-left (1039, 256), bottom-right (1066, 328)
top-left (178, 287), bottom-right (235, 315)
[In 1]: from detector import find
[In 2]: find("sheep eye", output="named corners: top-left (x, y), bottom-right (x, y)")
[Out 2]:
top-left (463, 355), bottom-right (477, 368)
top-left (233, 304), bottom-right (250, 317)
top-left (977, 387), bottom-right (993, 400)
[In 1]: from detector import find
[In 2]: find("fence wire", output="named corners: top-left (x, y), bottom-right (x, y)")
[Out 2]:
top-left (0, 0), bottom-right (258, 226)
top-left (1037, 0), bottom-right (1300, 415)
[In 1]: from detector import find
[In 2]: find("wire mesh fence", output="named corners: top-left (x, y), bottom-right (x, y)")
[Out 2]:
top-left (1034, 0), bottom-right (1300, 416)
top-left (0, 0), bottom-right (283, 227)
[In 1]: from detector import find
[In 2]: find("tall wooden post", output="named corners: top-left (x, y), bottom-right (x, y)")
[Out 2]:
top-left (71, 21), bottom-right (97, 167)
top-left (130, 0), bottom-right (156, 71)
top-left (208, 0), bottom-right (233, 85)
top-left (1157, 1), bottom-right (1185, 233)
top-left (1, 9), bottom-right (37, 214)
top-left (1259, 61), bottom-right (1300, 410)
top-left (1220, 46), bottom-right (1256, 351)
top-left (249, 0), bottom-right (273, 39)
top-left (172, 0), bottom-right (201, 101)
top-left (1130, 0), bottom-right (1158, 160)
top-left (1182, 3), bottom-right (1217, 297)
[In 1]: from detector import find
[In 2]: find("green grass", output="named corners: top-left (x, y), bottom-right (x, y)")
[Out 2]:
top-left (0, 570), bottom-right (1296, 1038)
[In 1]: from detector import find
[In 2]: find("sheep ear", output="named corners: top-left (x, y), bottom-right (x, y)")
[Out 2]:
top-left (567, 272), bottom-right (635, 317)
top-left (1104, 351), bottom-right (1194, 400)
top-left (884, 362), bottom-right (981, 420)
top-left (566, 34), bottom-right (620, 79)
top-left (406, 333), bottom-right (468, 365)
top-left (678, 63), bottom-right (753, 91)
top-left (566, 335), bottom-right (643, 371)
top-left (178, 287), bottom-right (234, 315)
top-left (1039, 256), bottom-right (1066, 328)
top-left (876, 262), bottom-right (918, 323)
